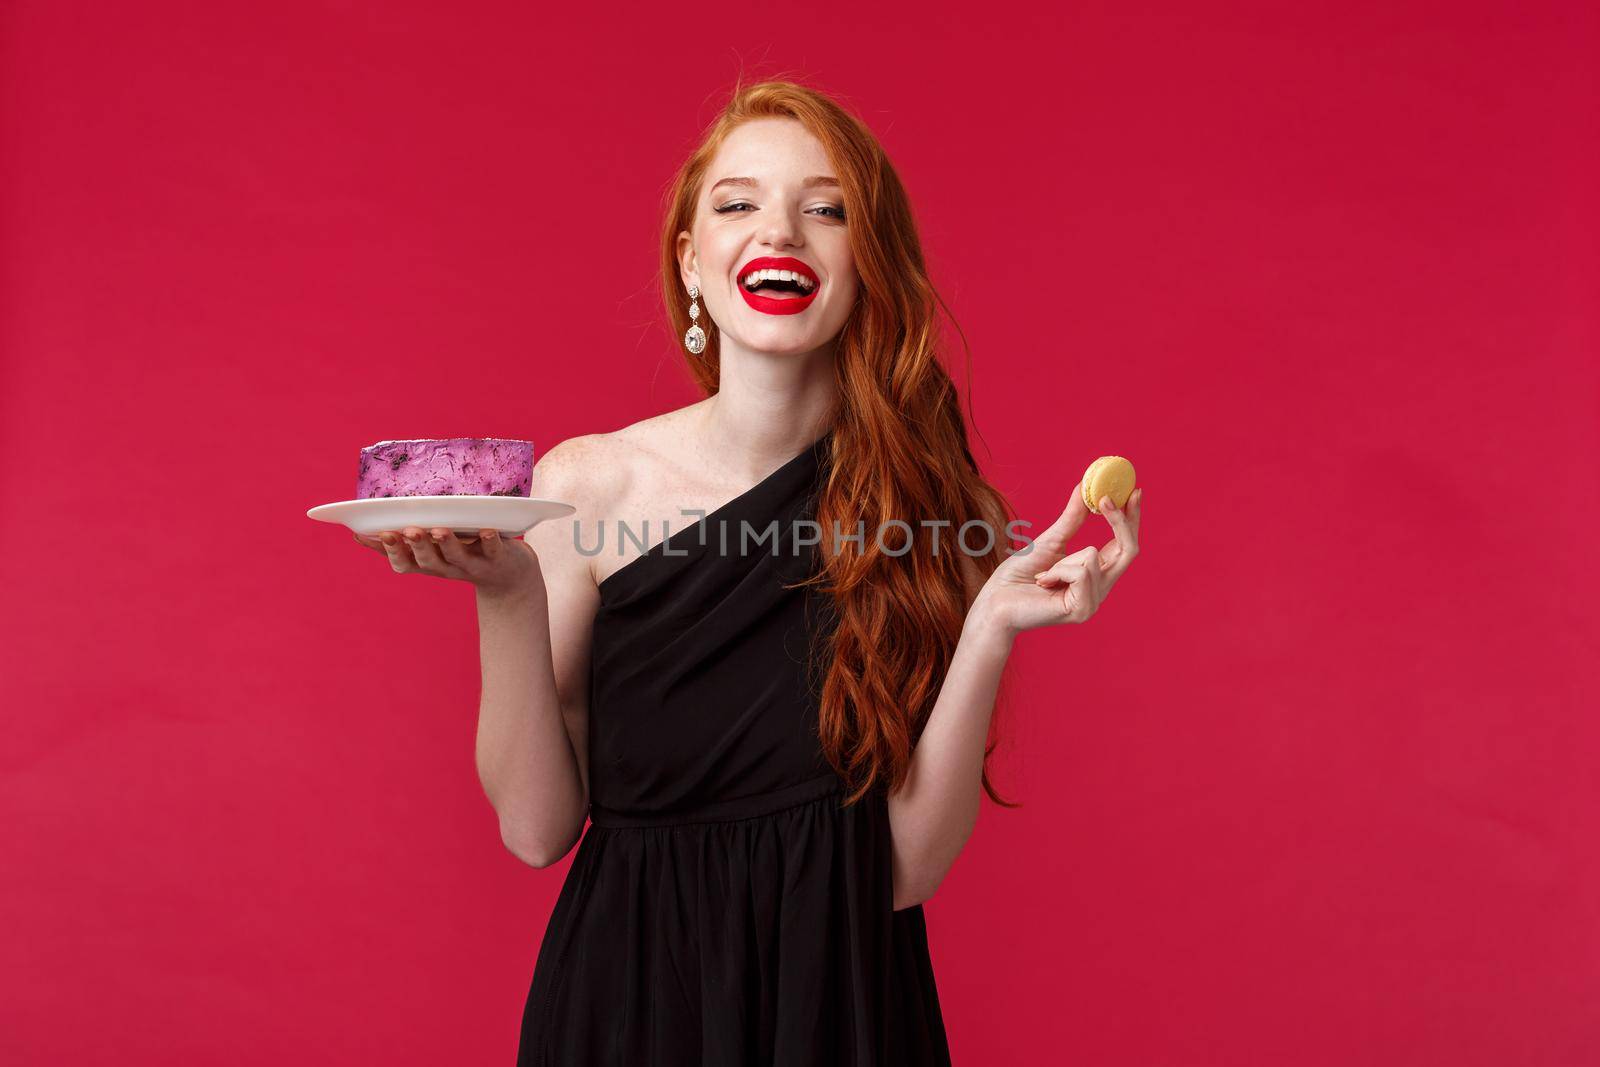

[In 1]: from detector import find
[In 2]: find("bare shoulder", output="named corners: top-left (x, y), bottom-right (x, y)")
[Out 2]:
top-left (520, 435), bottom-right (613, 588)
top-left (527, 433), bottom-right (612, 503)
top-left (570, 406), bottom-right (708, 502)
top-left (533, 414), bottom-right (686, 503)
top-left (523, 410), bottom-right (701, 580)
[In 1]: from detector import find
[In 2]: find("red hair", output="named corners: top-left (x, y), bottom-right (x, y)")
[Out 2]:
top-left (659, 75), bottom-right (1022, 810)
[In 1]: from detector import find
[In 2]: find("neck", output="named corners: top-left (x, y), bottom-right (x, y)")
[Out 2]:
top-left (698, 337), bottom-right (839, 467)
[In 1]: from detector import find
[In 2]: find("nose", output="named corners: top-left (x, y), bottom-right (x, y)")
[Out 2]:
top-left (755, 205), bottom-right (804, 250)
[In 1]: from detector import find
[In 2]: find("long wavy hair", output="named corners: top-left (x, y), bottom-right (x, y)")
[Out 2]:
top-left (659, 76), bottom-right (1022, 810)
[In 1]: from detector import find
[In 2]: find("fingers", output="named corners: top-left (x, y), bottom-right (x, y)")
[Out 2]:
top-left (433, 527), bottom-right (473, 567)
top-left (362, 526), bottom-right (509, 580)
top-left (377, 527), bottom-right (458, 576)
top-left (1034, 545), bottom-right (1106, 623)
top-left (1036, 547), bottom-right (1100, 588)
top-left (1035, 561), bottom-right (1086, 588)
top-left (352, 532), bottom-right (386, 553)
top-left (1117, 487), bottom-right (1142, 534)
top-left (379, 530), bottom-right (416, 572)
top-left (409, 527), bottom-right (471, 578)
top-left (1013, 487), bottom-right (1143, 630)
top-left (1098, 493), bottom-right (1140, 574)
top-left (1030, 484), bottom-right (1091, 556)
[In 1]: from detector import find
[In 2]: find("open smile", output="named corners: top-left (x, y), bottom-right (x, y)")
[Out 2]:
top-left (736, 255), bottom-right (821, 316)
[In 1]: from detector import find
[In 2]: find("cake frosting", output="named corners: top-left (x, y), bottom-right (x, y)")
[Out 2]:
top-left (357, 438), bottom-right (534, 498)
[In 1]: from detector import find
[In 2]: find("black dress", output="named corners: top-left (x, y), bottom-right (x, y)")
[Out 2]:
top-left (517, 429), bottom-right (952, 1066)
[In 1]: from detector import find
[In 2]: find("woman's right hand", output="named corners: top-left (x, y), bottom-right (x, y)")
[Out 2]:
top-left (352, 526), bottom-right (543, 599)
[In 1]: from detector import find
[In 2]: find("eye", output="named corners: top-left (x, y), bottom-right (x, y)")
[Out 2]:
top-left (712, 202), bottom-right (847, 221)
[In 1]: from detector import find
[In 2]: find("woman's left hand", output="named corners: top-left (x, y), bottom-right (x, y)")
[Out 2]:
top-left (974, 485), bottom-right (1143, 637)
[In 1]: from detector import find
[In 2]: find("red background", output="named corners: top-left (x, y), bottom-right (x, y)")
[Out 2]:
top-left (3, 2), bottom-right (1596, 1063)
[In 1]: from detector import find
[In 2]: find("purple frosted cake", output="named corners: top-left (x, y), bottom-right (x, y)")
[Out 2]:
top-left (357, 438), bottom-right (534, 498)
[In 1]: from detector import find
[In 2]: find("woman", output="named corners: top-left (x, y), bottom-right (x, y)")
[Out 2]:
top-left (355, 78), bottom-right (1142, 1066)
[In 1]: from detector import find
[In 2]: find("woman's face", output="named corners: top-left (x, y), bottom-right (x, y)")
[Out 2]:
top-left (678, 117), bottom-right (859, 356)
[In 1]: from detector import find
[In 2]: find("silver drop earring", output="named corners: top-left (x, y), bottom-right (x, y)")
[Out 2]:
top-left (684, 285), bottom-right (707, 355)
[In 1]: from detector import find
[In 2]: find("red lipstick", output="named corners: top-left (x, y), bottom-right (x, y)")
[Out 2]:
top-left (736, 255), bottom-right (821, 316)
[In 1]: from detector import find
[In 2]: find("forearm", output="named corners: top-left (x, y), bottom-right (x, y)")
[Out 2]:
top-left (473, 583), bottom-right (585, 864)
top-left (886, 595), bottom-right (1014, 906)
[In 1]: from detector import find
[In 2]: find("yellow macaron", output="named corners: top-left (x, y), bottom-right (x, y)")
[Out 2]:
top-left (1080, 456), bottom-right (1137, 514)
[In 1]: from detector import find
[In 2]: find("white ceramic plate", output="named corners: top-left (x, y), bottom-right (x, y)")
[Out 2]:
top-left (306, 495), bottom-right (575, 538)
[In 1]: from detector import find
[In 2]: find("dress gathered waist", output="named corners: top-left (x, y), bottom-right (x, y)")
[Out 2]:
top-left (586, 773), bottom-right (844, 829)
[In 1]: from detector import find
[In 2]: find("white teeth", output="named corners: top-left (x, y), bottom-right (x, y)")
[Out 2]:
top-left (741, 268), bottom-right (816, 292)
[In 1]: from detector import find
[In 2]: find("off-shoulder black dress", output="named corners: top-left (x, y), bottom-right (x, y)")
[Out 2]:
top-left (516, 429), bottom-right (951, 1066)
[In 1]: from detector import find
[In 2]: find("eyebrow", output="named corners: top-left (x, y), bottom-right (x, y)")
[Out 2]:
top-left (709, 175), bottom-right (842, 194)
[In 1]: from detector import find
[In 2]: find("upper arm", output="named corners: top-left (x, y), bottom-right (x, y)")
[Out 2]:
top-left (519, 435), bottom-right (607, 813)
